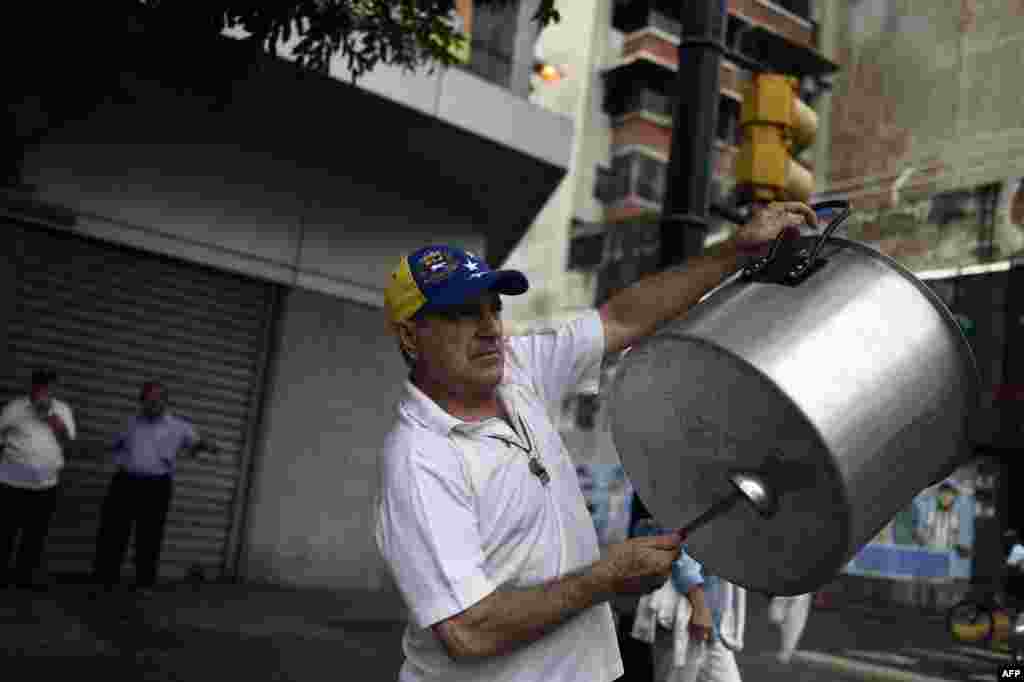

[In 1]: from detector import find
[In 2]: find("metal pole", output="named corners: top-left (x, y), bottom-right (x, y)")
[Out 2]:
top-left (658, 0), bottom-right (728, 269)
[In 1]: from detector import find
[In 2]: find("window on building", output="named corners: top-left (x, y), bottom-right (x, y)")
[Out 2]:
top-left (595, 166), bottom-right (618, 204)
top-left (569, 231), bottom-right (606, 271)
top-left (637, 90), bottom-right (671, 118)
top-left (611, 154), bottom-right (634, 198)
top-left (841, 177), bottom-right (1024, 273)
top-left (612, 0), bottom-right (679, 34)
top-left (717, 96), bottom-right (741, 146)
top-left (465, 41), bottom-right (514, 88)
top-left (928, 190), bottom-right (973, 227)
top-left (635, 154), bottom-right (665, 204)
top-left (726, 14), bottom-right (746, 49)
top-left (462, 0), bottom-right (521, 90)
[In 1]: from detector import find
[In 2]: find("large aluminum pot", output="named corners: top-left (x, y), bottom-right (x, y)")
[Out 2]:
top-left (609, 202), bottom-right (980, 596)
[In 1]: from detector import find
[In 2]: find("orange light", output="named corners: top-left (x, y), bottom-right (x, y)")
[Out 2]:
top-left (536, 62), bottom-right (562, 83)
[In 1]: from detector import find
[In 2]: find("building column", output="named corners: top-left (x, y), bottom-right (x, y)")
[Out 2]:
top-left (812, 1), bottom-right (839, 194)
top-left (510, 0), bottom-right (545, 98)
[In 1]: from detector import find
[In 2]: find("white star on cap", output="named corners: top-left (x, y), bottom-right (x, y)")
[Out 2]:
top-left (465, 260), bottom-right (480, 272)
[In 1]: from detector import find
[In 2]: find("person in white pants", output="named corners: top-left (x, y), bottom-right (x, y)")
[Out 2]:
top-left (769, 593), bottom-right (813, 663)
top-left (632, 545), bottom-right (745, 682)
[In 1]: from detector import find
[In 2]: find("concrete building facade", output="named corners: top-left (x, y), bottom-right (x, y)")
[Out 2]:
top-left (1, 3), bottom-right (572, 600)
top-left (817, 0), bottom-right (1024, 273)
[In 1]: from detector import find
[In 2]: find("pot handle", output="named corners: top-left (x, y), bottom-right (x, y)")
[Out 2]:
top-left (742, 200), bottom-right (852, 284)
top-left (799, 200), bottom-right (852, 271)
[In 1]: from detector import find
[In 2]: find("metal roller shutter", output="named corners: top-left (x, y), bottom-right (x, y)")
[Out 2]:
top-left (1, 220), bottom-right (278, 582)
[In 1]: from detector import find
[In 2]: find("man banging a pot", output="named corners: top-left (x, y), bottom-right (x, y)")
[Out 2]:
top-left (374, 201), bottom-right (818, 682)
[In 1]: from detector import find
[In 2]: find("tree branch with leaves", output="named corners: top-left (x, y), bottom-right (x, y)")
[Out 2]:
top-left (3, 1), bottom-right (560, 187)
top-left (140, 0), bottom-right (561, 80)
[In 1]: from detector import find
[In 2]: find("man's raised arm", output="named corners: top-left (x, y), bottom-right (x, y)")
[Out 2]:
top-left (599, 202), bottom-right (816, 355)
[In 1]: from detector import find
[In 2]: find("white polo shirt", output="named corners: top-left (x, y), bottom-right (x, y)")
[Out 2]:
top-left (0, 397), bottom-right (77, 490)
top-left (375, 310), bottom-right (622, 682)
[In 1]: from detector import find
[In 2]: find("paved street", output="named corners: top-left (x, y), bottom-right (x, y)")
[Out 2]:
top-left (0, 579), bottom-right (1016, 681)
top-left (739, 593), bottom-right (1013, 682)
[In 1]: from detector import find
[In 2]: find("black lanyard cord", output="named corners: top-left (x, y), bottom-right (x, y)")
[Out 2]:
top-left (486, 415), bottom-right (549, 485)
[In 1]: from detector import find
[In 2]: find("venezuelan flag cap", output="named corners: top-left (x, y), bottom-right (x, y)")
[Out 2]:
top-left (385, 245), bottom-right (529, 324)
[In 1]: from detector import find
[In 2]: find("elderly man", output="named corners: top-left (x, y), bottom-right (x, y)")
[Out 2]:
top-left (375, 202), bottom-right (817, 682)
top-left (0, 368), bottom-right (76, 590)
top-left (92, 381), bottom-right (219, 596)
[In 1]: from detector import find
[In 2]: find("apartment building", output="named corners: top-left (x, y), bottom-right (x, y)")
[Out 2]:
top-left (503, 0), bottom-right (827, 461)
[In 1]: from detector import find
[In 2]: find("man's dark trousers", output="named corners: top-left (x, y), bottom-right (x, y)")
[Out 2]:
top-left (0, 481), bottom-right (59, 587)
top-left (93, 470), bottom-right (173, 589)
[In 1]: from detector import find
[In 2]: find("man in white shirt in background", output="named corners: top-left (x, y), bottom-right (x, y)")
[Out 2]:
top-left (1005, 529), bottom-right (1024, 606)
top-left (769, 593), bottom-right (813, 664)
top-left (0, 368), bottom-right (76, 591)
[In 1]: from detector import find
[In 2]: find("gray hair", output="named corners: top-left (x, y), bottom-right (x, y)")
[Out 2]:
top-left (394, 315), bottom-right (423, 370)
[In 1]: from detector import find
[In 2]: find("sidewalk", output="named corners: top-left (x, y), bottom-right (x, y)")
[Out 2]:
top-left (0, 579), bottom-right (1014, 681)
top-left (0, 580), bottom-right (410, 681)
top-left (744, 594), bottom-right (1013, 681)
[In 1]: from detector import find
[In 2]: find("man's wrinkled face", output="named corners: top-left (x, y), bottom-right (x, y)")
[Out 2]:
top-left (406, 292), bottom-right (505, 394)
top-left (141, 386), bottom-right (167, 419)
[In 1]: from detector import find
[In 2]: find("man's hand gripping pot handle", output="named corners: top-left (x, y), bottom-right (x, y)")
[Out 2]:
top-left (431, 531), bottom-right (684, 661)
top-left (592, 530), bottom-right (687, 599)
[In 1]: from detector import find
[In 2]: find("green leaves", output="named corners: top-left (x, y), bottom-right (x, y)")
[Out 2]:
top-left (532, 1), bottom-right (559, 26)
top-left (148, 0), bottom-right (563, 82)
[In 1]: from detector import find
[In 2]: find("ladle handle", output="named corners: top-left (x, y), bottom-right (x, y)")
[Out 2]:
top-left (678, 489), bottom-right (743, 541)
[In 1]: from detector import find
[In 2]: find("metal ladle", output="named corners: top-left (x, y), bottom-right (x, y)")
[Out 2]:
top-left (678, 471), bottom-right (779, 540)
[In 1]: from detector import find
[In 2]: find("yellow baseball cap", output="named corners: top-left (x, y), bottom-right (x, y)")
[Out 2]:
top-left (385, 245), bottom-right (529, 324)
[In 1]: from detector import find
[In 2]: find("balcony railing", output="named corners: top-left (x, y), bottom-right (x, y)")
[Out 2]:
top-left (615, 1), bottom-right (819, 69)
top-left (616, 6), bottom-right (761, 50)
top-left (568, 231), bottom-right (607, 271)
top-left (595, 149), bottom-right (732, 206)
top-left (608, 88), bottom-right (741, 152)
top-left (625, 89), bottom-right (672, 119)
top-left (643, 10), bottom-right (681, 36)
top-left (603, 60), bottom-right (676, 118)
top-left (595, 164), bottom-right (631, 204)
top-left (593, 151), bottom-right (666, 206)
top-left (767, 0), bottom-right (813, 22)
top-left (613, 5), bottom-right (681, 36)
top-left (460, 40), bottom-right (516, 91)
